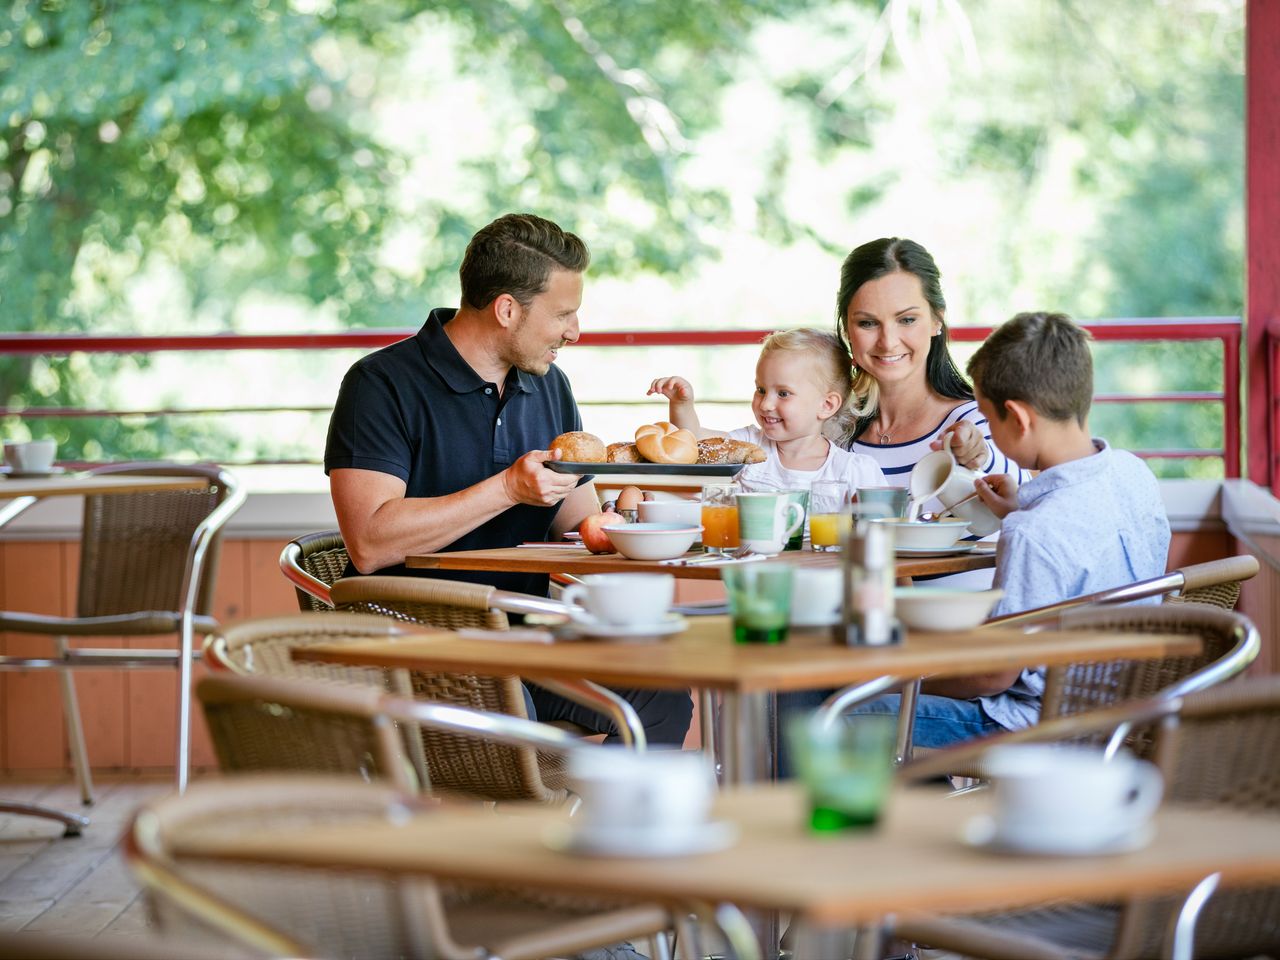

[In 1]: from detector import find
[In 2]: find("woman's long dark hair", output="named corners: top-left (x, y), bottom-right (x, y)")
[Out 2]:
top-left (834, 237), bottom-right (972, 443)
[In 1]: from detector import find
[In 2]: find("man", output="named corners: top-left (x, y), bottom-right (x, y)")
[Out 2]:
top-left (325, 212), bottom-right (692, 746)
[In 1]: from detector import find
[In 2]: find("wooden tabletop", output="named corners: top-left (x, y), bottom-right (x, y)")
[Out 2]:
top-left (291, 615), bottom-right (1200, 694)
top-left (0, 473), bottom-right (208, 500)
top-left (407, 544), bottom-right (998, 580)
top-left (173, 783), bottom-right (1280, 926)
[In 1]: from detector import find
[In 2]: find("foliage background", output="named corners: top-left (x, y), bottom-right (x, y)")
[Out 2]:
top-left (0, 0), bottom-right (1244, 478)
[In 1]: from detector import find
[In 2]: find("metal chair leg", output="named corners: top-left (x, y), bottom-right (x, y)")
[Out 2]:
top-left (1166, 871), bottom-right (1221, 960)
top-left (176, 620), bottom-right (194, 794)
top-left (55, 635), bottom-right (95, 806)
top-left (0, 801), bottom-right (89, 838)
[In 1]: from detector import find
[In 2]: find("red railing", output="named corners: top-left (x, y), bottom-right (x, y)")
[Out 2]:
top-left (0, 317), bottom-right (1243, 476)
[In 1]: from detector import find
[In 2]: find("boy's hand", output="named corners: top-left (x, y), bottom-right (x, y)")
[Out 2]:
top-left (973, 474), bottom-right (1018, 519)
top-left (933, 420), bottom-right (988, 469)
top-left (647, 376), bottom-right (695, 403)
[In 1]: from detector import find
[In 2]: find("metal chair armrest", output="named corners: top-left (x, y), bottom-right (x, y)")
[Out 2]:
top-left (814, 675), bottom-right (913, 730)
top-left (379, 694), bottom-right (589, 756)
top-left (535, 677), bottom-right (648, 750)
top-left (279, 542), bottom-right (335, 608)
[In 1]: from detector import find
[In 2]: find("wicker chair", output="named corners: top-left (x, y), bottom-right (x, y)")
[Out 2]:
top-left (204, 610), bottom-right (630, 805)
top-left (817, 559), bottom-right (1261, 762)
top-left (124, 774), bottom-right (676, 960)
top-left (329, 576), bottom-right (645, 799)
top-left (278, 529), bottom-right (349, 611)
top-left (895, 674), bottom-right (1280, 960)
top-left (0, 462), bottom-right (245, 806)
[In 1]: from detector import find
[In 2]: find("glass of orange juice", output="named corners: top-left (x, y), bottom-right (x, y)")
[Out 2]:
top-left (700, 482), bottom-right (741, 555)
top-left (809, 481), bottom-right (851, 551)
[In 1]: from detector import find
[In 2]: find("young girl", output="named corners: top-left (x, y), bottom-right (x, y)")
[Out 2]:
top-left (647, 327), bottom-right (886, 494)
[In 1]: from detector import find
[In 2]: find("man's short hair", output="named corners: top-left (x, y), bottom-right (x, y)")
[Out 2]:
top-left (459, 213), bottom-right (590, 310)
top-left (967, 312), bottom-right (1093, 424)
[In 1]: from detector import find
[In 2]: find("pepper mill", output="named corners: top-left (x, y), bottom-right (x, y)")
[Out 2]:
top-left (837, 505), bottom-right (903, 646)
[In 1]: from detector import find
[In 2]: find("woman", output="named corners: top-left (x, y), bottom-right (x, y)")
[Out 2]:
top-left (835, 236), bottom-right (1021, 491)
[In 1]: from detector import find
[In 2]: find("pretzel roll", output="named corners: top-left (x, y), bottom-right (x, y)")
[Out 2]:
top-left (550, 431), bottom-right (606, 463)
top-left (634, 421), bottom-right (698, 465)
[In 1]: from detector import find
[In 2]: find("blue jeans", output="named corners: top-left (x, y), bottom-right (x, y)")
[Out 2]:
top-left (777, 689), bottom-right (1003, 778)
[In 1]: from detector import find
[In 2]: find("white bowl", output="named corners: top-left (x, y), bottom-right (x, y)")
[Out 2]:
top-left (870, 517), bottom-right (971, 550)
top-left (604, 523), bottom-right (701, 561)
top-left (894, 588), bottom-right (1004, 632)
top-left (637, 499), bottom-right (703, 527)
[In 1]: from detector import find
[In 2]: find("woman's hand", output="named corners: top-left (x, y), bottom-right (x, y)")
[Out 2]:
top-left (932, 420), bottom-right (988, 470)
top-left (973, 474), bottom-right (1018, 519)
top-left (647, 376), bottom-right (695, 403)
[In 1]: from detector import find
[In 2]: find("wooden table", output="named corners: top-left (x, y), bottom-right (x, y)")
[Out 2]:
top-left (293, 616), bottom-right (1199, 783)
top-left (173, 783), bottom-right (1280, 942)
top-left (407, 543), bottom-right (998, 580)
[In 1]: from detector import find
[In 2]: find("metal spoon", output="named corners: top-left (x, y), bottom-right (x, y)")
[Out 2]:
top-left (917, 490), bottom-right (981, 522)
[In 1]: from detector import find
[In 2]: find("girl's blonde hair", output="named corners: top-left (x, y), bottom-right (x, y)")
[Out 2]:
top-left (759, 328), bottom-right (855, 439)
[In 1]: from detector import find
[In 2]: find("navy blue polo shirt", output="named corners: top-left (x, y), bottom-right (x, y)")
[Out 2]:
top-left (324, 308), bottom-right (586, 595)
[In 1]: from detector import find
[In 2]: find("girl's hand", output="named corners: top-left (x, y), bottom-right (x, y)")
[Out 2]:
top-left (647, 376), bottom-right (695, 403)
top-left (973, 474), bottom-right (1018, 519)
top-left (933, 420), bottom-right (988, 470)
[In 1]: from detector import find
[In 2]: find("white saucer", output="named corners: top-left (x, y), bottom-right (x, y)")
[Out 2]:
top-left (960, 814), bottom-right (1156, 857)
top-left (543, 819), bottom-right (738, 858)
top-left (558, 613), bottom-right (688, 641)
top-left (895, 543), bottom-right (977, 557)
top-left (0, 465), bottom-right (68, 479)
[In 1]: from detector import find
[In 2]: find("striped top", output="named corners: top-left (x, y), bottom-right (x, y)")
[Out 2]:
top-left (850, 400), bottom-right (1025, 501)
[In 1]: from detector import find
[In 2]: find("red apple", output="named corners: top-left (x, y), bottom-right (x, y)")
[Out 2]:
top-left (579, 510), bottom-right (626, 554)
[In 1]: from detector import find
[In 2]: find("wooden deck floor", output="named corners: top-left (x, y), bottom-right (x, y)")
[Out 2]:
top-left (0, 777), bottom-right (173, 947)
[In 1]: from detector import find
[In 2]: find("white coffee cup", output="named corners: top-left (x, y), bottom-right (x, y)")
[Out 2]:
top-left (909, 439), bottom-right (1009, 536)
top-left (568, 747), bottom-right (715, 839)
top-left (982, 744), bottom-right (1163, 853)
top-left (3, 438), bottom-right (56, 474)
top-left (561, 573), bottom-right (674, 627)
top-left (790, 566), bottom-right (842, 628)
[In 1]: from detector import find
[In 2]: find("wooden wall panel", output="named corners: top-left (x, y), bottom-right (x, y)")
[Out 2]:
top-left (1238, 533), bottom-right (1279, 677)
top-left (1167, 530), bottom-right (1237, 571)
top-left (245, 539), bottom-right (305, 619)
top-left (2, 542), bottom-right (69, 772)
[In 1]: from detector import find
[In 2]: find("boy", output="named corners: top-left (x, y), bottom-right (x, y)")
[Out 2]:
top-left (964, 311), bottom-right (1172, 732)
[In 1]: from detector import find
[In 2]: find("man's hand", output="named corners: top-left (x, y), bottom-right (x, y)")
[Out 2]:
top-left (502, 449), bottom-right (581, 506)
top-left (974, 474), bottom-right (1019, 518)
top-left (647, 376), bottom-right (695, 403)
top-left (932, 420), bottom-right (988, 469)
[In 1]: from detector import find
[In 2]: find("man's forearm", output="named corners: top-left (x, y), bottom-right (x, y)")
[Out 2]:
top-left (338, 473), bottom-right (515, 573)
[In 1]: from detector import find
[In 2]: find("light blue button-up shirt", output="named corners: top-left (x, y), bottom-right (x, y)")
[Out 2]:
top-left (978, 439), bottom-right (1172, 730)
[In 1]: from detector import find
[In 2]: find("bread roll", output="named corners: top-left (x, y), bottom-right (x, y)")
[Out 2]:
top-left (696, 437), bottom-right (767, 465)
top-left (550, 431), bottom-right (606, 463)
top-left (634, 421), bottom-right (698, 465)
top-left (606, 442), bottom-right (643, 463)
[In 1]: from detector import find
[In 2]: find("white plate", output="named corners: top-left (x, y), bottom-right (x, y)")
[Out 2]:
top-left (895, 543), bottom-right (977, 557)
top-left (543, 819), bottom-right (738, 858)
top-left (557, 613), bottom-right (688, 641)
top-left (959, 814), bottom-right (1156, 857)
top-left (0, 465), bottom-right (68, 479)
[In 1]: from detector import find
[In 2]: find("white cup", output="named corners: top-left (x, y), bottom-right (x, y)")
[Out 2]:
top-left (909, 441), bottom-right (1009, 536)
top-left (3, 439), bottom-right (56, 474)
top-left (789, 566), bottom-right (842, 628)
top-left (637, 499), bottom-right (703, 545)
top-left (568, 747), bottom-right (715, 839)
top-left (982, 744), bottom-right (1164, 853)
top-left (561, 573), bottom-right (674, 627)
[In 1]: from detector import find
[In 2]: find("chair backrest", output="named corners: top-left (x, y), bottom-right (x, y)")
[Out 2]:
top-left (330, 575), bottom-right (568, 804)
top-left (197, 672), bottom-right (423, 793)
top-left (1108, 676), bottom-right (1280, 959)
top-left (280, 529), bottom-right (350, 611)
top-left (1164, 554), bottom-right (1259, 611)
top-left (123, 774), bottom-right (454, 959)
top-left (77, 462), bottom-right (243, 619)
top-left (1041, 605), bottom-right (1259, 758)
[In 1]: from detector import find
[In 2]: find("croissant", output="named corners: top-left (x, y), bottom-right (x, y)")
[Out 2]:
top-left (634, 421), bottom-right (698, 465)
top-left (696, 437), bottom-right (767, 465)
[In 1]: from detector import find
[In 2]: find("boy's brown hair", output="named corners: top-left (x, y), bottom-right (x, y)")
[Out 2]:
top-left (967, 312), bottom-right (1093, 424)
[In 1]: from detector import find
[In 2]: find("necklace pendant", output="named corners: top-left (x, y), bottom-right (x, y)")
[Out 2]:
top-left (878, 433), bottom-right (890, 445)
